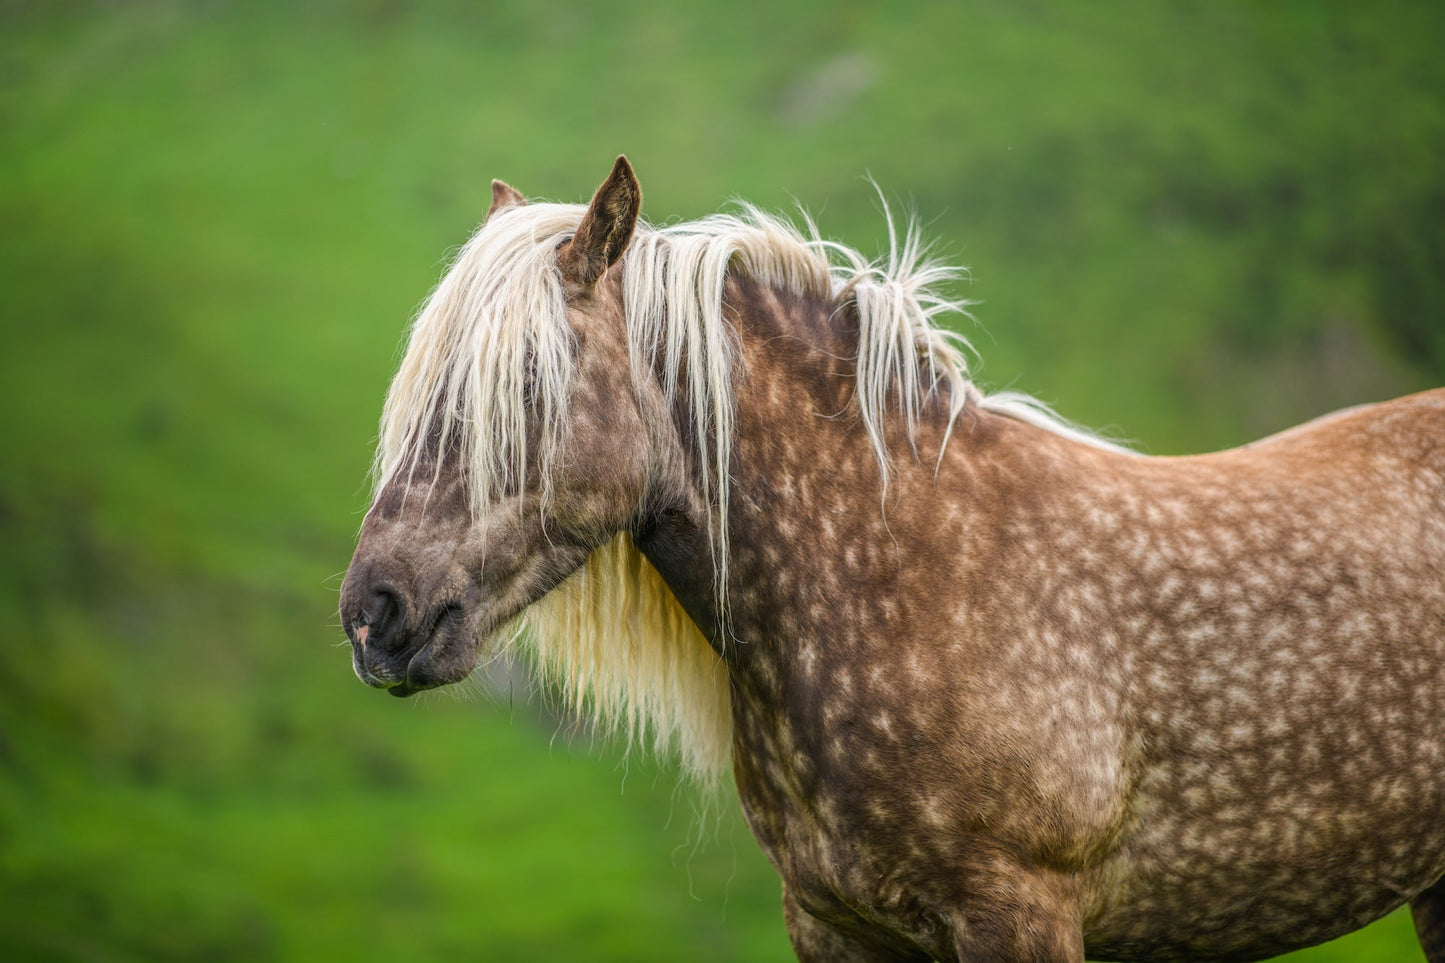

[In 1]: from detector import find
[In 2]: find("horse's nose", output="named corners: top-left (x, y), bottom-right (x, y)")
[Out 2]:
top-left (348, 583), bottom-right (407, 653)
top-left (364, 588), bottom-right (398, 640)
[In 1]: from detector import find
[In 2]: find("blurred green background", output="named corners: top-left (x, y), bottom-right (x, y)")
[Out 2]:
top-left (2, 2), bottom-right (1442, 960)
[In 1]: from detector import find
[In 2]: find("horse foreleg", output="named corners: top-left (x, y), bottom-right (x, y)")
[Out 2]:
top-left (781, 886), bottom-right (930, 962)
top-left (1414, 875), bottom-right (1445, 963)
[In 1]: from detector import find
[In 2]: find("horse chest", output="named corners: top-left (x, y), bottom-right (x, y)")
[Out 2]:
top-left (727, 686), bottom-right (967, 941)
top-left (728, 661), bottom-right (1128, 957)
top-left (732, 753), bottom-right (960, 958)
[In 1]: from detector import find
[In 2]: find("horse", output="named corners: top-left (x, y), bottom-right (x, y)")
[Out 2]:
top-left (339, 156), bottom-right (1445, 962)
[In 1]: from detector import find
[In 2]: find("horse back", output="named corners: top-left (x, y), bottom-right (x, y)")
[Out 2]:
top-left (1044, 388), bottom-right (1445, 958)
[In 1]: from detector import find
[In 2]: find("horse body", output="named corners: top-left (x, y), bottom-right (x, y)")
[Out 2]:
top-left (659, 271), bottom-right (1445, 960)
top-left (341, 158), bottom-right (1445, 961)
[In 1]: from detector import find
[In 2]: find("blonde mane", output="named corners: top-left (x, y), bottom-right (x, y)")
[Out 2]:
top-left (374, 197), bottom-right (1124, 787)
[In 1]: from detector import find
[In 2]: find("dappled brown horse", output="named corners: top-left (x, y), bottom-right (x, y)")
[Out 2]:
top-left (340, 157), bottom-right (1445, 961)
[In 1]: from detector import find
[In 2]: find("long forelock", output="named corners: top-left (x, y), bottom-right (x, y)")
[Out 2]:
top-left (375, 202), bottom-right (582, 515)
top-left (370, 194), bottom-right (1125, 786)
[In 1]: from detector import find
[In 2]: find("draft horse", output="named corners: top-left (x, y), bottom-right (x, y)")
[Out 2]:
top-left (341, 157), bottom-right (1445, 961)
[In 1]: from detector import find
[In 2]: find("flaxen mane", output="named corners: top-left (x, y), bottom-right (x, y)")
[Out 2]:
top-left (372, 199), bottom-right (1122, 786)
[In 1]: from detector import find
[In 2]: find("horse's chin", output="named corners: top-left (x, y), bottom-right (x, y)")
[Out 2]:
top-left (387, 644), bottom-right (480, 698)
top-left (364, 605), bottom-right (485, 698)
top-left (386, 681), bottom-right (420, 698)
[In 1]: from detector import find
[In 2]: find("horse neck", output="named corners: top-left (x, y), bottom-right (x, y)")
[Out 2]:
top-left (635, 271), bottom-right (961, 681)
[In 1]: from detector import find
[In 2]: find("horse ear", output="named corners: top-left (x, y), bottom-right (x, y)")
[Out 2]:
top-left (558, 155), bottom-right (641, 288)
top-left (487, 179), bottom-right (526, 220)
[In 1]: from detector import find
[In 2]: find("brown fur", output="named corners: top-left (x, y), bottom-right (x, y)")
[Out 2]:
top-left (342, 159), bottom-right (1445, 961)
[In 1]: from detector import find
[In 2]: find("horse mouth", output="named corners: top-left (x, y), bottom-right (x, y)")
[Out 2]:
top-left (358, 602), bottom-right (479, 698)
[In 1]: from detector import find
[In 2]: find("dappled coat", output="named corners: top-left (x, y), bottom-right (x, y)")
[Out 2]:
top-left (341, 158), bottom-right (1445, 962)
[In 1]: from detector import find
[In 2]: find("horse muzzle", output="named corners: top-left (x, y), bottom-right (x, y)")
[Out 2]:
top-left (341, 568), bottom-right (481, 697)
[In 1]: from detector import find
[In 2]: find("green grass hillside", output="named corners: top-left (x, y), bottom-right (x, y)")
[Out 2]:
top-left (2, 2), bottom-right (1441, 960)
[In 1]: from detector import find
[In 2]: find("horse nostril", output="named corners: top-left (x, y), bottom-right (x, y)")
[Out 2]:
top-left (364, 587), bottom-right (400, 644)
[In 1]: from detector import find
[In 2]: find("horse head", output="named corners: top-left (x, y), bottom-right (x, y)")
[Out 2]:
top-left (339, 157), bottom-right (689, 698)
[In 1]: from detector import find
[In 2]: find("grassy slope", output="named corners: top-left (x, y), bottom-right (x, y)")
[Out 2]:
top-left (1, 2), bottom-right (1441, 959)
